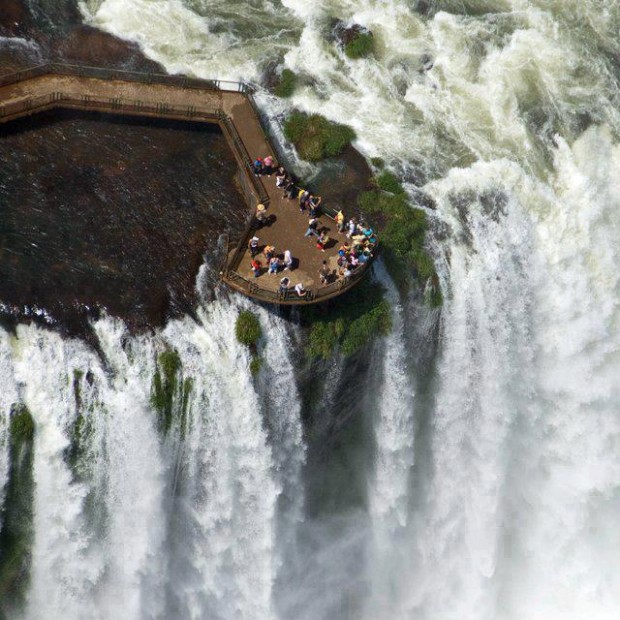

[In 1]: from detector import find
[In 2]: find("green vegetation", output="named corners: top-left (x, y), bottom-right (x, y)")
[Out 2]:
top-left (72, 369), bottom-right (84, 409)
top-left (235, 310), bottom-right (262, 347)
top-left (249, 356), bottom-right (263, 376)
top-left (179, 377), bottom-right (193, 440)
top-left (236, 311), bottom-right (264, 376)
top-left (359, 173), bottom-right (441, 303)
top-left (151, 349), bottom-right (182, 436)
top-left (372, 170), bottom-right (405, 195)
top-left (9, 404), bottom-right (34, 446)
top-left (370, 156), bottom-right (385, 169)
top-left (0, 404), bottom-right (35, 615)
top-left (283, 111), bottom-right (355, 162)
top-left (344, 32), bottom-right (374, 59)
top-left (303, 280), bottom-right (392, 359)
top-left (426, 280), bottom-right (443, 308)
top-left (273, 68), bottom-right (297, 98)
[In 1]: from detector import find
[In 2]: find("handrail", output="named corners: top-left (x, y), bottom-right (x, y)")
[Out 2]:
top-left (224, 255), bottom-right (374, 305)
top-left (0, 62), bottom-right (254, 93)
top-left (0, 90), bottom-right (223, 122)
top-left (217, 110), bottom-right (269, 206)
top-left (0, 64), bottom-right (376, 305)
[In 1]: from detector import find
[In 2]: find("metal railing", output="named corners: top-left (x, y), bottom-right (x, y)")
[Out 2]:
top-left (0, 90), bottom-right (224, 122)
top-left (0, 62), bottom-right (253, 94)
top-left (224, 254), bottom-right (373, 305)
top-left (0, 63), bottom-right (376, 305)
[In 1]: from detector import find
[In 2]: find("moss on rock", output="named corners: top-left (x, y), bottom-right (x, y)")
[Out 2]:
top-left (303, 280), bottom-right (392, 359)
top-left (235, 311), bottom-right (262, 348)
top-left (151, 349), bottom-right (182, 436)
top-left (9, 404), bottom-right (34, 446)
top-left (344, 32), bottom-right (374, 59)
top-left (0, 403), bottom-right (35, 615)
top-left (284, 111), bottom-right (355, 162)
top-left (273, 68), bottom-right (297, 98)
top-left (359, 173), bottom-right (441, 302)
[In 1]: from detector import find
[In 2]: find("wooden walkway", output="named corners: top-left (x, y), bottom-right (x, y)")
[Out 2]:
top-left (0, 64), bottom-right (372, 305)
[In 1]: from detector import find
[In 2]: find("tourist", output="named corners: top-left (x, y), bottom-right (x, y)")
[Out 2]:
top-left (248, 236), bottom-right (260, 257)
top-left (298, 189), bottom-right (310, 212)
top-left (336, 210), bottom-right (345, 233)
top-left (346, 218), bottom-right (357, 239)
top-left (279, 277), bottom-right (290, 294)
top-left (319, 260), bottom-right (330, 285)
top-left (255, 203), bottom-right (267, 226)
top-left (284, 179), bottom-right (296, 199)
top-left (309, 195), bottom-right (322, 217)
top-left (294, 282), bottom-right (307, 297)
top-left (275, 167), bottom-right (286, 188)
top-left (268, 256), bottom-right (280, 274)
top-left (263, 155), bottom-right (275, 172)
top-left (339, 264), bottom-right (352, 279)
top-left (283, 249), bottom-right (293, 270)
top-left (304, 217), bottom-right (319, 237)
top-left (252, 158), bottom-right (264, 176)
top-left (316, 231), bottom-right (329, 252)
top-left (263, 244), bottom-right (276, 260)
top-left (251, 258), bottom-right (262, 277)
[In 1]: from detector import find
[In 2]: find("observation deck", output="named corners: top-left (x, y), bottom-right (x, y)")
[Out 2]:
top-left (0, 63), bottom-right (373, 305)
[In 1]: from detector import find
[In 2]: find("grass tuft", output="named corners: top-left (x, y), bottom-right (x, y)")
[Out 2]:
top-left (373, 170), bottom-right (405, 195)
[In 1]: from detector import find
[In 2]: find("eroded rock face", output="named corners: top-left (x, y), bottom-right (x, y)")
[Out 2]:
top-left (0, 0), bottom-right (162, 72)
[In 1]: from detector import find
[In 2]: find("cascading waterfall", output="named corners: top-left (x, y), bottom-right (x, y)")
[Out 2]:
top-left (0, 295), bottom-right (306, 620)
top-left (2, 0), bottom-right (620, 618)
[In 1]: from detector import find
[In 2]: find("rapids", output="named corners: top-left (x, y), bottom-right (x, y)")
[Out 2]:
top-left (1, 1), bottom-right (620, 619)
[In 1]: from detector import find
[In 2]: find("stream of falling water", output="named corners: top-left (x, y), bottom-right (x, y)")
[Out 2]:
top-left (2, 0), bottom-right (620, 618)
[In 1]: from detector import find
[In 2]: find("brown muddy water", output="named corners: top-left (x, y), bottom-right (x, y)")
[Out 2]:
top-left (0, 109), bottom-right (247, 336)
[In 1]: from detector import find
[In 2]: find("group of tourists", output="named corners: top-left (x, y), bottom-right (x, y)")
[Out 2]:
top-left (246, 155), bottom-right (377, 298)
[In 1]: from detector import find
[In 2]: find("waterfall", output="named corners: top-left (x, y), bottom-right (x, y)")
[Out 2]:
top-left (0, 294), bottom-right (307, 620)
top-left (4, 0), bottom-right (620, 618)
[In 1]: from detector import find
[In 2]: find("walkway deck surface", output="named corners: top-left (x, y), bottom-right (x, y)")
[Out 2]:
top-left (0, 66), bottom-right (368, 304)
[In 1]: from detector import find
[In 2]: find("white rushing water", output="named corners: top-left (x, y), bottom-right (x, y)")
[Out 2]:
top-left (2, 0), bottom-right (620, 618)
top-left (0, 297), bottom-right (306, 620)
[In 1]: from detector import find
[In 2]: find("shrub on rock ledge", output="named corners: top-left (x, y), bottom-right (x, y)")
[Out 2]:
top-left (284, 111), bottom-right (355, 162)
top-left (274, 68), bottom-right (297, 98)
top-left (236, 310), bottom-right (262, 348)
top-left (344, 32), bottom-right (374, 59)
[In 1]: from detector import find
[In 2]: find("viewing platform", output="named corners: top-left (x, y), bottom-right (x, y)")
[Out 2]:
top-left (0, 63), bottom-right (374, 305)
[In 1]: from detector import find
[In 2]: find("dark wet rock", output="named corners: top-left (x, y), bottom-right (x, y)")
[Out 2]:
top-left (420, 52), bottom-right (434, 72)
top-left (414, 0), bottom-right (432, 17)
top-left (411, 187), bottom-right (437, 211)
top-left (480, 188), bottom-right (508, 221)
top-left (261, 59), bottom-right (281, 91)
top-left (331, 20), bottom-right (373, 49)
top-left (0, 110), bottom-right (247, 335)
top-left (0, 1), bottom-right (33, 37)
top-left (56, 25), bottom-right (162, 72)
top-left (307, 145), bottom-right (373, 212)
top-left (0, 0), bottom-right (164, 73)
